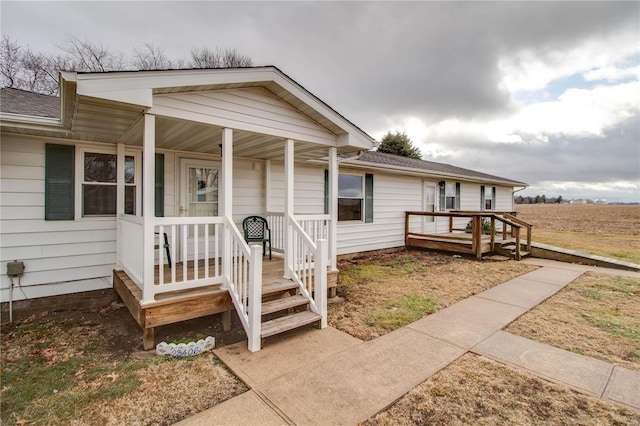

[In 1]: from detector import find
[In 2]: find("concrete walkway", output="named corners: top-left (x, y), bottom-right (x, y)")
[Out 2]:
top-left (177, 260), bottom-right (640, 425)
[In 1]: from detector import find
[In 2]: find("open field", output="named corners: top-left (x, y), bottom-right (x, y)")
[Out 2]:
top-left (516, 204), bottom-right (640, 263)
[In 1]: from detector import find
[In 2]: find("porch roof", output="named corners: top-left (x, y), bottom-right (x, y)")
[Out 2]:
top-left (1, 67), bottom-right (377, 161)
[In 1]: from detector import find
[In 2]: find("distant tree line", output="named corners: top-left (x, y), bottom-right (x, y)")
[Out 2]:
top-left (514, 195), bottom-right (564, 204)
top-left (1, 35), bottom-right (253, 95)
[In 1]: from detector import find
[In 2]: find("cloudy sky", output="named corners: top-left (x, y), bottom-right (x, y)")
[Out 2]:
top-left (2, 1), bottom-right (639, 202)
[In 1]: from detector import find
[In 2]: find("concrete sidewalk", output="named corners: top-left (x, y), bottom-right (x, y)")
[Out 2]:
top-left (176, 260), bottom-right (639, 425)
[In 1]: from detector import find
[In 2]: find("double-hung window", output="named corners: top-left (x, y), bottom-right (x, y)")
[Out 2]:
top-left (332, 172), bottom-right (373, 222)
top-left (82, 151), bottom-right (138, 216)
top-left (338, 174), bottom-right (363, 221)
top-left (481, 185), bottom-right (495, 211)
top-left (439, 181), bottom-right (460, 211)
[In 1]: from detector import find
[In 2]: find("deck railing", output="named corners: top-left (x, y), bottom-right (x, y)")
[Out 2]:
top-left (267, 212), bottom-right (330, 258)
top-left (223, 216), bottom-right (262, 352)
top-left (118, 215), bottom-right (144, 286)
top-left (153, 217), bottom-right (225, 291)
top-left (266, 213), bottom-right (285, 252)
top-left (405, 211), bottom-right (532, 260)
top-left (288, 214), bottom-right (328, 328)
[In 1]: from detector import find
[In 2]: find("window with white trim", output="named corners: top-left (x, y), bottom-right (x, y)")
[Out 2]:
top-left (338, 174), bottom-right (363, 221)
top-left (445, 183), bottom-right (457, 210)
top-left (481, 185), bottom-right (496, 211)
top-left (80, 149), bottom-right (139, 217)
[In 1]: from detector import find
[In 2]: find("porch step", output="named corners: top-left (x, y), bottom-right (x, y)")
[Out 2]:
top-left (261, 294), bottom-right (309, 316)
top-left (261, 310), bottom-right (321, 339)
top-left (262, 280), bottom-right (299, 297)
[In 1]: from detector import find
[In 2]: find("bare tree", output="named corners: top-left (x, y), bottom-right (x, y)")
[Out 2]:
top-left (60, 36), bottom-right (125, 72)
top-left (190, 47), bottom-right (252, 68)
top-left (132, 43), bottom-right (174, 70)
top-left (2, 36), bottom-right (254, 95)
top-left (1, 35), bottom-right (21, 88)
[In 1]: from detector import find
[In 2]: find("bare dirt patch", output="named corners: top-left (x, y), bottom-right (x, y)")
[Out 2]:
top-left (0, 304), bottom-right (247, 425)
top-left (507, 272), bottom-right (640, 371)
top-left (366, 353), bottom-right (640, 425)
top-left (328, 250), bottom-right (538, 340)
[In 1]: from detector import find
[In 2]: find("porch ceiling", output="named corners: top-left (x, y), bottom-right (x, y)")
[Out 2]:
top-left (68, 97), bottom-right (358, 161)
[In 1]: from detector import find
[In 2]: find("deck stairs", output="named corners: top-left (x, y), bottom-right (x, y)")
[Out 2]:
top-left (493, 238), bottom-right (531, 260)
top-left (259, 279), bottom-right (321, 340)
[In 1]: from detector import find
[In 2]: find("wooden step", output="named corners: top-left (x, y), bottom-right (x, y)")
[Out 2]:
top-left (262, 280), bottom-right (298, 297)
top-left (261, 310), bottom-right (321, 338)
top-left (261, 295), bottom-right (309, 316)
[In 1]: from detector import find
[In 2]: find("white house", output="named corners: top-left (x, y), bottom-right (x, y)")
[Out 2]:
top-left (0, 67), bottom-right (527, 351)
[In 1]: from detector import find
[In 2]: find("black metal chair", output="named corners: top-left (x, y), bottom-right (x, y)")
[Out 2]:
top-left (154, 232), bottom-right (172, 268)
top-left (242, 216), bottom-right (272, 260)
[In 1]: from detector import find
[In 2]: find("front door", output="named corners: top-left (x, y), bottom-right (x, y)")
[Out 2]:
top-left (423, 182), bottom-right (437, 234)
top-left (179, 158), bottom-right (220, 261)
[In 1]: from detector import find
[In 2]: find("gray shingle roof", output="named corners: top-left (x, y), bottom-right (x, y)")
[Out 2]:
top-left (0, 87), bottom-right (60, 119)
top-left (343, 151), bottom-right (527, 186)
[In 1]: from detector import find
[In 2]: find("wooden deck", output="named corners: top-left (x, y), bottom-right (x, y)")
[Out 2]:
top-left (407, 232), bottom-right (521, 258)
top-left (114, 256), bottom-right (338, 350)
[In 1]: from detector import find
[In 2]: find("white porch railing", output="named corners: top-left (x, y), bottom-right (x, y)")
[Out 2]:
top-left (266, 212), bottom-right (285, 252)
top-left (288, 215), bottom-right (328, 328)
top-left (154, 216), bottom-right (225, 292)
top-left (119, 215), bottom-right (144, 286)
top-left (267, 212), bottom-right (330, 255)
top-left (223, 216), bottom-right (262, 352)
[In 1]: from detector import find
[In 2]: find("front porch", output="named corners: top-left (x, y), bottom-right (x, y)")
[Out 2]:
top-left (114, 255), bottom-right (338, 350)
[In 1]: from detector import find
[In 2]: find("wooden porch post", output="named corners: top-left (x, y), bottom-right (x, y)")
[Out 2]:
top-left (328, 147), bottom-right (338, 271)
top-left (115, 143), bottom-right (125, 269)
top-left (141, 114), bottom-right (155, 305)
top-left (221, 128), bottom-right (233, 289)
top-left (283, 139), bottom-right (294, 279)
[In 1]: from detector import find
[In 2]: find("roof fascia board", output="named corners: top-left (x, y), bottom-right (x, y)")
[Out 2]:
top-left (0, 112), bottom-right (63, 127)
top-left (340, 158), bottom-right (527, 187)
top-left (70, 67), bottom-right (376, 150)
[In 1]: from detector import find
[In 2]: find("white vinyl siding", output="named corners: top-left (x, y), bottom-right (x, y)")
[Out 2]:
top-left (495, 186), bottom-right (514, 211)
top-left (152, 88), bottom-right (337, 146)
top-left (1, 134), bottom-right (116, 302)
top-left (337, 171), bottom-right (421, 255)
top-left (267, 162), bottom-right (324, 215)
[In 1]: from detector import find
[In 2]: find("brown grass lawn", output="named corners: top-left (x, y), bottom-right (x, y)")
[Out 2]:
top-left (507, 272), bottom-right (640, 371)
top-left (516, 204), bottom-right (640, 263)
top-left (367, 353), bottom-right (640, 425)
top-left (328, 250), bottom-right (538, 340)
top-left (0, 307), bottom-right (246, 425)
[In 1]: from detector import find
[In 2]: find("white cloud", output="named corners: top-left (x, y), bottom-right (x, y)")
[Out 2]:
top-left (498, 30), bottom-right (638, 92)
top-left (522, 180), bottom-right (640, 202)
top-left (584, 64), bottom-right (640, 82)
top-left (507, 82), bottom-right (639, 138)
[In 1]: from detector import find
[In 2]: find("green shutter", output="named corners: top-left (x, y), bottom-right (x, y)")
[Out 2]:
top-left (45, 144), bottom-right (75, 220)
top-left (480, 185), bottom-right (485, 211)
top-left (155, 153), bottom-right (164, 217)
top-left (364, 173), bottom-right (374, 223)
top-left (324, 169), bottom-right (329, 215)
top-left (455, 182), bottom-right (461, 210)
top-left (439, 184), bottom-right (445, 211)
